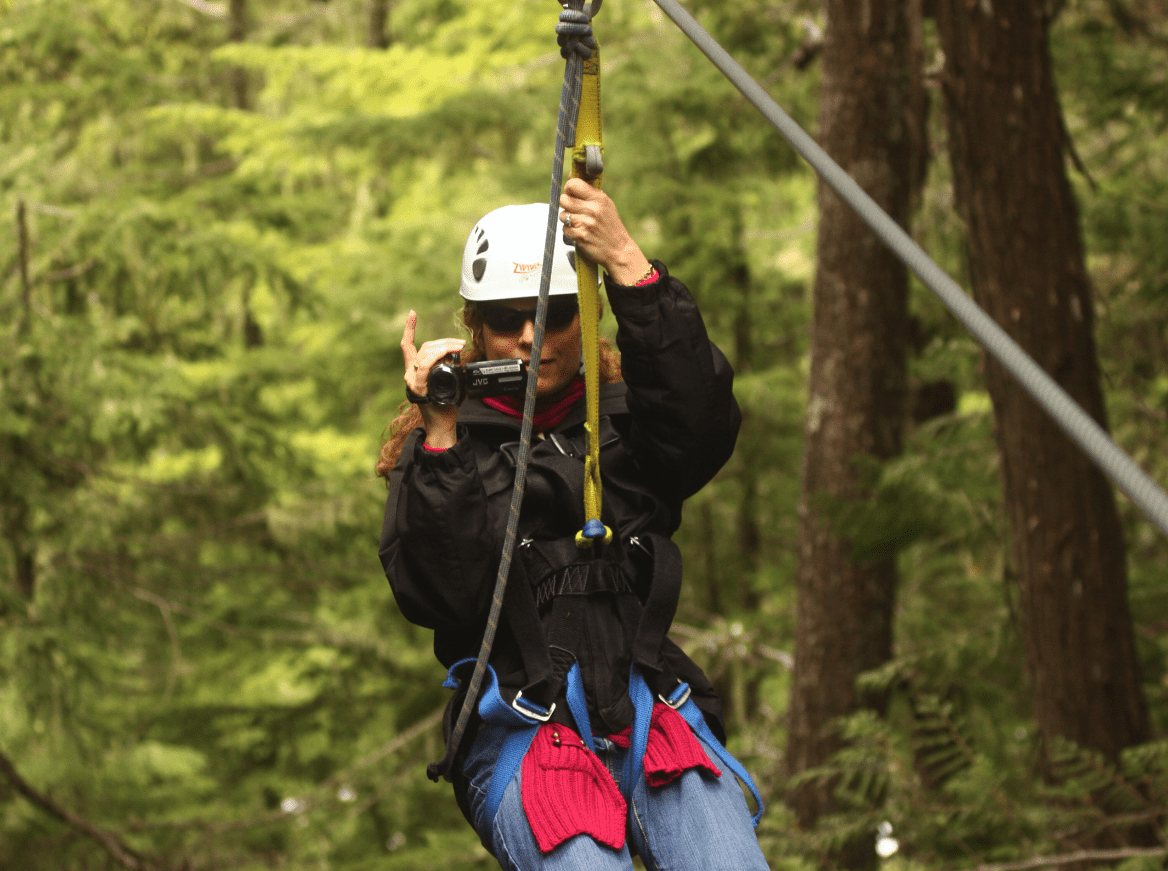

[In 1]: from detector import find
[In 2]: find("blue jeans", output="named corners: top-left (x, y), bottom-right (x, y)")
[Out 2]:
top-left (464, 731), bottom-right (771, 871)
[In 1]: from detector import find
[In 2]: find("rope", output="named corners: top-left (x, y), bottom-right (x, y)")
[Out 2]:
top-left (430, 0), bottom-right (595, 783)
top-left (649, 0), bottom-right (1168, 539)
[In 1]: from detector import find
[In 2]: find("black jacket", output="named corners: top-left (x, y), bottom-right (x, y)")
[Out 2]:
top-left (379, 262), bottom-right (741, 770)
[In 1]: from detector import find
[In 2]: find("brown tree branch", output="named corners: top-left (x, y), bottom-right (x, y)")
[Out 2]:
top-left (16, 200), bottom-right (30, 336)
top-left (1055, 88), bottom-right (1097, 192)
top-left (35, 259), bottom-right (97, 286)
top-left (173, 0), bottom-right (227, 18)
top-left (789, 36), bottom-right (822, 70)
top-left (128, 585), bottom-right (396, 659)
top-left (0, 748), bottom-right (155, 871)
top-left (131, 588), bottom-right (184, 700)
top-left (970, 846), bottom-right (1166, 871)
top-left (335, 705), bottom-right (445, 778)
top-left (123, 706), bottom-right (445, 836)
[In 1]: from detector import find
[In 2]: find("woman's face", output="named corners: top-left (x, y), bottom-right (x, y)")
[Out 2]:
top-left (479, 297), bottom-right (582, 398)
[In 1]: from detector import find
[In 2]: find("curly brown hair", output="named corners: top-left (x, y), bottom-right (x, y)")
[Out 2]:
top-left (375, 299), bottom-right (622, 479)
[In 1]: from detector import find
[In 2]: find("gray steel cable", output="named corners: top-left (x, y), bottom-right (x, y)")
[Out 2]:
top-left (650, 0), bottom-right (1168, 538)
top-left (434, 3), bottom-right (589, 780)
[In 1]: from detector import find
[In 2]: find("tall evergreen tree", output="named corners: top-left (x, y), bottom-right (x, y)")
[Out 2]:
top-left (933, 0), bottom-right (1150, 776)
top-left (786, 0), bottom-right (924, 865)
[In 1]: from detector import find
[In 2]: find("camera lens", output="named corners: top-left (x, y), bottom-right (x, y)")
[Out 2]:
top-left (428, 364), bottom-right (464, 406)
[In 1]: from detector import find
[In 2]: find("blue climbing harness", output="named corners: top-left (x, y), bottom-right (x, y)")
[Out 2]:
top-left (442, 659), bottom-right (764, 830)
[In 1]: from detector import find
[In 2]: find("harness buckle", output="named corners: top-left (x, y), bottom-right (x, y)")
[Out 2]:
top-left (511, 691), bottom-right (556, 723)
top-left (658, 682), bottom-right (691, 710)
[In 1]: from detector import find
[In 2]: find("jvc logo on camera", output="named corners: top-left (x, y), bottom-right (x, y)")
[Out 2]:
top-left (428, 353), bottom-right (528, 406)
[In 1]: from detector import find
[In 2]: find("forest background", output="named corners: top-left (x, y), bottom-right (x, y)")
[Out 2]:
top-left (2, 0), bottom-right (1167, 869)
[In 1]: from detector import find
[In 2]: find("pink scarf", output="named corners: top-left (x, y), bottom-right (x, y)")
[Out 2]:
top-left (482, 375), bottom-right (586, 431)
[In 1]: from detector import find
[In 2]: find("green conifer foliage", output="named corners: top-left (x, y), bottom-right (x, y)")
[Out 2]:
top-left (1, 0), bottom-right (1166, 868)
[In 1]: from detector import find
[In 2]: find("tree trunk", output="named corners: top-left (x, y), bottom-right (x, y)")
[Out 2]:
top-left (732, 258), bottom-right (762, 612)
top-left (368, 0), bottom-right (392, 50)
top-left (2, 495), bottom-right (35, 600)
top-left (229, 0), bottom-right (248, 110)
top-left (9, 202), bottom-right (36, 599)
top-left (786, 0), bottom-right (923, 858)
top-left (934, 0), bottom-right (1150, 769)
top-left (699, 500), bottom-right (722, 615)
top-left (16, 201), bottom-right (31, 337)
top-left (227, 3), bottom-right (263, 348)
top-left (732, 259), bottom-right (762, 727)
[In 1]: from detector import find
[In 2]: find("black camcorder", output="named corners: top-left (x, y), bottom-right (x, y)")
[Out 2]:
top-left (428, 353), bottom-right (528, 406)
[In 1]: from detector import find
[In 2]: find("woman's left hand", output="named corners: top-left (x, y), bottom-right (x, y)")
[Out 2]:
top-left (559, 178), bottom-right (653, 286)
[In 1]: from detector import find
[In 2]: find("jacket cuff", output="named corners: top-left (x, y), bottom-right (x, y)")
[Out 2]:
top-left (605, 258), bottom-right (665, 290)
top-left (604, 260), bottom-right (670, 318)
top-left (412, 425), bottom-right (472, 466)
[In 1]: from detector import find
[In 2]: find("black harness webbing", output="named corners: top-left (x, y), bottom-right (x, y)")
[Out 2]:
top-left (427, 0), bottom-right (599, 784)
top-left (650, 0), bottom-right (1168, 539)
top-left (629, 534), bottom-right (683, 680)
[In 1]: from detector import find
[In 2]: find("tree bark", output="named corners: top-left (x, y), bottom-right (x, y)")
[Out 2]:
top-left (934, 0), bottom-right (1149, 767)
top-left (786, 0), bottom-right (923, 857)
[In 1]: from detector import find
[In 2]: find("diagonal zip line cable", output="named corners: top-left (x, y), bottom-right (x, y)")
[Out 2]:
top-left (429, 1), bottom-right (591, 782)
top-left (650, 0), bottom-right (1168, 539)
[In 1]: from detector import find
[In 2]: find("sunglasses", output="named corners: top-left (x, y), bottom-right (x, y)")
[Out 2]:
top-left (478, 297), bottom-right (580, 334)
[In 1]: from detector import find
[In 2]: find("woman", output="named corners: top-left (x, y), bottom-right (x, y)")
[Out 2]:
top-left (378, 179), bottom-right (769, 870)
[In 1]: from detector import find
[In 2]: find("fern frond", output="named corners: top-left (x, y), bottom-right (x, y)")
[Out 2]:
top-left (1047, 736), bottom-right (1150, 814)
top-left (911, 693), bottom-right (975, 789)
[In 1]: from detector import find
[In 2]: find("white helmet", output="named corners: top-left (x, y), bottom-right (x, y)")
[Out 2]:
top-left (459, 203), bottom-right (593, 301)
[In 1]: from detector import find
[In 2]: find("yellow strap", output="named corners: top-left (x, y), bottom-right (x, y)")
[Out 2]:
top-left (573, 47), bottom-right (612, 549)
